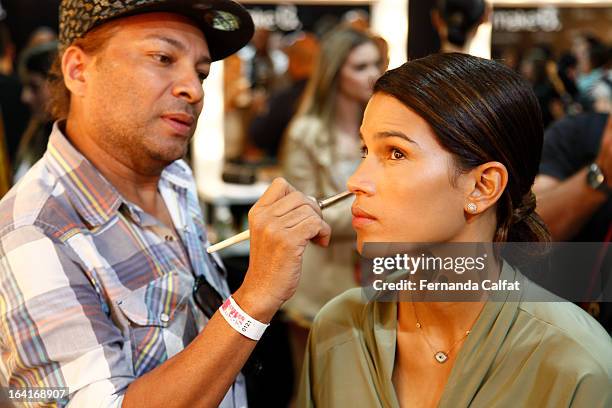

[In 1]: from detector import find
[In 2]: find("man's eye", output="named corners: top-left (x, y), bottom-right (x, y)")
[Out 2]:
top-left (153, 54), bottom-right (172, 64)
top-left (390, 148), bottom-right (405, 160)
top-left (198, 72), bottom-right (209, 82)
top-left (360, 145), bottom-right (368, 158)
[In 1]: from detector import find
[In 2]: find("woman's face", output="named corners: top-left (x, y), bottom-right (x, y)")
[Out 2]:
top-left (21, 72), bottom-right (51, 120)
top-left (348, 93), bottom-right (473, 252)
top-left (338, 41), bottom-right (381, 104)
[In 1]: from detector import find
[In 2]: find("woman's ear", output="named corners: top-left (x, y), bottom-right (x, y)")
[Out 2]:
top-left (464, 161), bottom-right (508, 215)
top-left (61, 45), bottom-right (92, 98)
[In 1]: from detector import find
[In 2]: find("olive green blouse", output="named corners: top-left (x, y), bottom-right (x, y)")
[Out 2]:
top-left (298, 262), bottom-right (612, 407)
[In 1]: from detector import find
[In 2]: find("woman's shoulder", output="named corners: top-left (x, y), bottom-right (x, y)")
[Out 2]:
top-left (516, 301), bottom-right (612, 374)
top-left (286, 115), bottom-right (327, 144)
top-left (313, 288), bottom-right (368, 328)
top-left (309, 288), bottom-right (371, 347)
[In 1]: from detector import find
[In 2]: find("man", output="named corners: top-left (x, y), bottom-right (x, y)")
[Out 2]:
top-left (534, 112), bottom-right (611, 331)
top-left (248, 32), bottom-right (319, 160)
top-left (0, 1), bottom-right (331, 407)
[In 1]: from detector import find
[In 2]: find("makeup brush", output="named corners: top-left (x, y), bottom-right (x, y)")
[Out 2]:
top-left (206, 190), bottom-right (354, 254)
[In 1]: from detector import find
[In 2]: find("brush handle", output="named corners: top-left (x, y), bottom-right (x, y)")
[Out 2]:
top-left (206, 191), bottom-right (353, 254)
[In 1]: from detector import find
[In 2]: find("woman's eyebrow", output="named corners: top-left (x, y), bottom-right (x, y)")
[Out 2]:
top-left (374, 130), bottom-right (419, 146)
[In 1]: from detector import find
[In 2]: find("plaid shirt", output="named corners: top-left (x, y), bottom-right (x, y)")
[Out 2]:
top-left (0, 123), bottom-right (247, 407)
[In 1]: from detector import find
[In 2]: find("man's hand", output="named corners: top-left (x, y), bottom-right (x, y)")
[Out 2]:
top-left (595, 116), bottom-right (612, 188)
top-left (234, 178), bottom-right (331, 321)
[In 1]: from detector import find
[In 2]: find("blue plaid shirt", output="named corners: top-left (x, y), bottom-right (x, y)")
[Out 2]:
top-left (0, 122), bottom-right (247, 407)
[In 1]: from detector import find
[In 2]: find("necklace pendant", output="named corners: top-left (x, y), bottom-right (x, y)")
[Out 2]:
top-left (434, 351), bottom-right (448, 363)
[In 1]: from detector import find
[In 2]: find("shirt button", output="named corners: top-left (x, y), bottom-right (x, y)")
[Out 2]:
top-left (165, 235), bottom-right (174, 242)
top-left (160, 313), bottom-right (170, 323)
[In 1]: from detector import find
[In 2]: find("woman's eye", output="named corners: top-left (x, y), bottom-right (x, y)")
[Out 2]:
top-left (390, 148), bottom-right (405, 160)
top-left (360, 145), bottom-right (368, 158)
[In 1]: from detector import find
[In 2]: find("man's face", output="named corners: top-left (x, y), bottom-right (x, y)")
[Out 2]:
top-left (82, 13), bottom-right (210, 172)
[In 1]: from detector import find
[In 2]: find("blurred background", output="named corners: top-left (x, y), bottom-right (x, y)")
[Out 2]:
top-left (0, 1), bottom-right (610, 406)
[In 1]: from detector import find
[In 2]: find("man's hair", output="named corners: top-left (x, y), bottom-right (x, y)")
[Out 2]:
top-left (47, 20), bottom-right (121, 120)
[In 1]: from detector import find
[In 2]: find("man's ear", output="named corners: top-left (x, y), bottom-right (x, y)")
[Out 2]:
top-left (464, 161), bottom-right (508, 215)
top-left (61, 45), bottom-right (92, 98)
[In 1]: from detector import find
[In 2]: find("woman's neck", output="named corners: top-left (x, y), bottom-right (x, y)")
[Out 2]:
top-left (397, 250), bottom-right (501, 343)
top-left (398, 301), bottom-right (484, 347)
top-left (334, 92), bottom-right (364, 136)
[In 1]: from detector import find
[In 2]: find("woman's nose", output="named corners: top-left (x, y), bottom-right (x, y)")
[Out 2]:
top-left (347, 161), bottom-right (376, 196)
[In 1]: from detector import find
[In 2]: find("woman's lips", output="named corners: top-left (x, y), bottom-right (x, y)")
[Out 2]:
top-left (351, 205), bottom-right (377, 228)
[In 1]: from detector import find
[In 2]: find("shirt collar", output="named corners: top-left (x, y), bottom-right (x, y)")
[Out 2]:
top-left (44, 121), bottom-right (194, 228)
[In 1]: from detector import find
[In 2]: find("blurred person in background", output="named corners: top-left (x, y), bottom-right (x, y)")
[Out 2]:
top-left (557, 52), bottom-right (583, 115)
top-left (535, 110), bottom-right (611, 331)
top-left (13, 40), bottom-right (57, 182)
top-left (231, 27), bottom-right (287, 163)
top-left (249, 32), bottom-right (319, 161)
top-left (239, 26), bottom-right (286, 95)
top-left (342, 9), bottom-right (370, 32)
top-left (280, 26), bottom-right (382, 397)
top-left (572, 33), bottom-right (608, 111)
top-left (592, 73), bottom-right (611, 114)
top-left (498, 46), bottom-right (521, 71)
top-left (24, 26), bottom-right (57, 49)
top-left (591, 47), bottom-right (611, 114)
top-left (0, 21), bottom-right (29, 171)
top-left (520, 48), bottom-right (564, 129)
top-left (432, 0), bottom-right (489, 55)
top-left (0, 109), bottom-right (9, 196)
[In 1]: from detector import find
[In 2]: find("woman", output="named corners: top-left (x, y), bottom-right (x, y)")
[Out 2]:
top-left (14, 41), bottom-right (57, 182)
top-left (432, 0), bottom-right (488, 55)
top-left (298, 53), bottom-right (611, 407)
top-left (280, 26), bottom-right (383, 374)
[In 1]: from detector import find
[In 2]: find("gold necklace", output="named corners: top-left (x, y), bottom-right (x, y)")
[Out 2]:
top-left (412, 303), bottom-right (471, 364)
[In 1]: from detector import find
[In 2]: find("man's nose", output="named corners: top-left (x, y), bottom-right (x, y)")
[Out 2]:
top-left (172, 67), bottom-right (204, 105)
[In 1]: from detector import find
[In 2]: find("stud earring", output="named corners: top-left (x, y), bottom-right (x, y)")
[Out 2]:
top-left (466, 203), bottom-right (478, 214)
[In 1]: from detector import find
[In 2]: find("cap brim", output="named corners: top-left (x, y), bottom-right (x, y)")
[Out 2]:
top-left (93, 0), bottom-right (254, 61)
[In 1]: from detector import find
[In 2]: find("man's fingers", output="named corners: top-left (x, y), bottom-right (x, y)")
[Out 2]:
top-left (255, 178), bottom-right (297, 207)
top-left (292, 215), bottom-right (332, 248)
top-left (311, 220), bottom-right (332, 247)
top-left (269, 191), bottom-right (322, 218)
top-left (279, 204), bottom-right (320, 229)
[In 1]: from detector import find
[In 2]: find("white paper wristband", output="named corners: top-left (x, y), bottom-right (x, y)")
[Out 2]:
top-left (219, 296), bottom-right (270, 341)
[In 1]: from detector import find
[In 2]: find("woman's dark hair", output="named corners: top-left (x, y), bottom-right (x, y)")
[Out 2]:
top-left (374, 53), bottom-right (550, 243)
top-left (437, 0), bottom-right (486, 47)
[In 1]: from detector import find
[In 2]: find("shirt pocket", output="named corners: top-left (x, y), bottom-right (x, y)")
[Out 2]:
top-left (116, 271), bottom-right (194, 376)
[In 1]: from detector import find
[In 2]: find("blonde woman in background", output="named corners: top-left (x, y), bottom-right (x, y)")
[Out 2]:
top-left (280, 26), bottom-right (384, 392)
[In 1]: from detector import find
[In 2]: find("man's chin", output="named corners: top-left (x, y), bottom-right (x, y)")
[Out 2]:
top-left (149, 144), bottom-right (189, 165)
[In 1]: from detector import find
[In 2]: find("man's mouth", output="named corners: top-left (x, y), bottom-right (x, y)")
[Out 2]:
top-left (161, 113), bottom-right (195, 136)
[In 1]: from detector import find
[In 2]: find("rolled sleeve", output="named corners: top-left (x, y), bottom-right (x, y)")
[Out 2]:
top-left (0, 226), bottom-right (134, 407)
